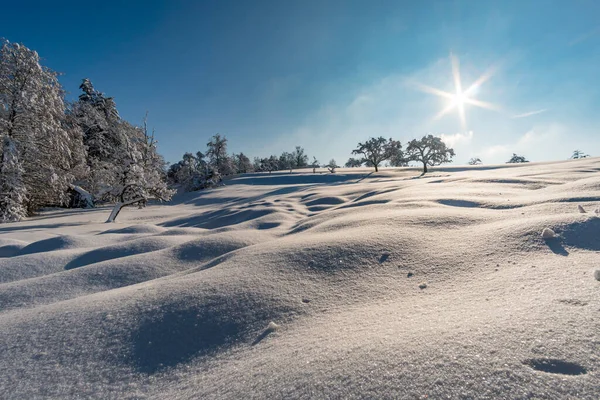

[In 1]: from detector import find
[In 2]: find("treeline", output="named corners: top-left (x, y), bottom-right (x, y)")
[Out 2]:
top-left (169, 133), bottom-right (458, 194)
top-left (0, 39), bottom-right (172, 222)
top-left (168, 140), bottom-right (327, 191)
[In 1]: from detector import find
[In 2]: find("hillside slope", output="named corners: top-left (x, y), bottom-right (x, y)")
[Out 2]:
top-left (1, 159), bottom-right (599, 399)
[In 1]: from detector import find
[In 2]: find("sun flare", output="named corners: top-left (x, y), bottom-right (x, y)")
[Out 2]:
top-left (413, 53), bottom-right (500, 129)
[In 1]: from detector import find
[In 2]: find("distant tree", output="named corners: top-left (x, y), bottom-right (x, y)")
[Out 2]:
top-left (292, 146), bottom-right (309, 169)
top-left (233, 152), bottom-right (253, 174)
top-left (507, 153), bottom-right (529, 163)
top-left (279, 151), bottom-right (295, 173)
top-left (468, 157), bottom-right (482, 165)
top-left (267, 155), bottom-right (279, 173)
top-left (326, 159), bottom-right (339, 173)
top-left (387, 139), bottom-right (406, 167)
top-left (310, 156), bottom-right (320, 173)
top-left (345, 157), bottom-right (363, 168)
top-left (253, 157), bottom-right (262, 172)
top-left (206, 134), bottom-right (234, 176)
top-left (405, 135), bottom-right (455, 173)
top-left (352, 137), bottom-right (401, 172)
top-left (570, 150), bottom-right (589, 159)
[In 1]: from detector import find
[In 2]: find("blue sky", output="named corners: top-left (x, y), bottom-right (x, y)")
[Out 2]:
top-left (2, 0), bottom-right (599, 165)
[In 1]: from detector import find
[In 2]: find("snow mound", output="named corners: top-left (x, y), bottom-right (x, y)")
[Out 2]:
top-left (101, 224), bottom-right (167, 235)
top-left (1, 159), bottom-right (599, 399)
top-left (64, 236), bottom-right (183, 270)
top-left (0, 239), bottom-right (28, 257)
top-left (541, 227), bottom-right (556, 239)
top-left (18, 235), bottom-right (95, 255)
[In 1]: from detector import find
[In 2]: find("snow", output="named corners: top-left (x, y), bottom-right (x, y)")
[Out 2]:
top-left (0, 158), bottom-right (599, 399)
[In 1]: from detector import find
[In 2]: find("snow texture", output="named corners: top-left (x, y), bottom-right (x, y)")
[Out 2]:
top-left (0, 159), bottom-right (599, 399)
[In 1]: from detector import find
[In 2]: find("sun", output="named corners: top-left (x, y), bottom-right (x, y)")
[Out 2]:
top-left (412, 53), bottom-right (500, 129)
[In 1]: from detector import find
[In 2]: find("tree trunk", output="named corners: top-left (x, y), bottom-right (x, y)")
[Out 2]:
top-left (375, 164), bottom-right (378, 172)
top-left (423, 162), bottom-right (428, 173)
top-left (106, 197), bottom-right (145, 223)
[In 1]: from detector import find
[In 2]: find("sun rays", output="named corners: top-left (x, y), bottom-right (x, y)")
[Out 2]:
top-left (413, 53), bottom-right (501, 129)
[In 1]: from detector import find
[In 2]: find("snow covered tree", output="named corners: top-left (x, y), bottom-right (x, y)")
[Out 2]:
top-left (292, 146), bottom-right (308, 169)
top-left (570, 150), bottom-right (589, 159)
top-left (406, 135), bottom-right (455, 173)
top-left (310, 156), bottom-right (320, 173)
top-left (387, 140), bottom-right (406, 167)
top-left (507, 153), bottom-right (529, 163)
top-left (468, 157), bottom-right (482, 165)
top-left (105, 119), bottom-right (174, 222)
top-left (279, 151), bottom-right (295, 173)
top-left (326, 159), bottom-right (339, 173)
top-left (352, 137), bottom-right (401, 172)
top-left (74, 78), bottom-right (121, 162)
top-left (233, 152), bottom-right (253, 174)
top-left (206, 134), bottom-right (234, 176)
top-left (344, 158), bottom-right (362, 168)
top-left (0, 40), bottom-right (86, 219)
top-left (0, 137), bottom-right (27, 221)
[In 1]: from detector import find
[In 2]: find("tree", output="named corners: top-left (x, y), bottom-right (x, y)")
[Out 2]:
top-left (0, 40), bottom-right (86, 219)
top-left (310, 156), bottom-right (320, 173)
top-left (571, 150), bottom-right (589, 159)
top-left (507, 153), bottom-right (529, 163)
top-left (352, 137), bottom-right (401, 172)
top-left (405, 135), bottom-right (455, 173)
top-left (206, 134), bottom-right (234, 176)
top-left (387, 140), bottom-right (406, 167)
top-left (0, 137), bottom-right (27, 221)
top-left (345, 157), bottom-right (363, 168)
top-left (292, 146), bottom-right (308, 169)
top-left (74, 78), bottom-right (121, 162)
top-left (468, 157), bottom-right (482, 165)
top-left (253, 157), bottom-right (262, 172)
top-left (105, 118), bottom-right (174, 222)
top-left (233, 152), bottom-right (253, 174)
top-left (326, 159), bottom-right (339, 173)
top-left (279, 151), bottom-right (295, 173)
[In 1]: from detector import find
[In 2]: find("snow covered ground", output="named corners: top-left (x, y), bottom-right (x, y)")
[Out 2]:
top-left (1, 158), bottom-right (599, 399)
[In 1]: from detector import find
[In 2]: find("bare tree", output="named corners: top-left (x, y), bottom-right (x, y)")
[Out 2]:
top-left (352, 137), bottom-right (401, 172)
top-left (310, 156), bottom-right (320, 173)
top-left (507, 153), bottom-right (529, 163)
top-left (405, 135), bottom-right (455, 173)
top-left (570, 150), bottom-right (589, 159)
top-left (326, 159), bottom-right (339, 173)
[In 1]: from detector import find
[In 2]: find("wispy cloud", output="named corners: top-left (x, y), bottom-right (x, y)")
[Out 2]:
top-left (569, 26), bottom-right (600, 46)
top-left (511, 109), bottom-right (547, 119)
top-left (440, 131), bottom-right (473, 147)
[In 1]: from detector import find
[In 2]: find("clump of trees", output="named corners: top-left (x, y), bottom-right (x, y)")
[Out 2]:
top-left (468, 157), bottom-right (482, 165)
top-left (0, 39), bottom-right (172, 223)
top-left (169, 143), bottom-right (326, 191)
top-left (348, 134), bottom-right (454, 173)
top-left (507, 153), bottom-right (529, 163)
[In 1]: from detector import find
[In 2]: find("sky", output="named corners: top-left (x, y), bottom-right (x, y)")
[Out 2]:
top-left (2, 0), bottom-right (599, 165)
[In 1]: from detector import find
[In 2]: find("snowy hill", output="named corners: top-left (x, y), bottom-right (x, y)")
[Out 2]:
top-left (1, 159), bottom-right (599, 399)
